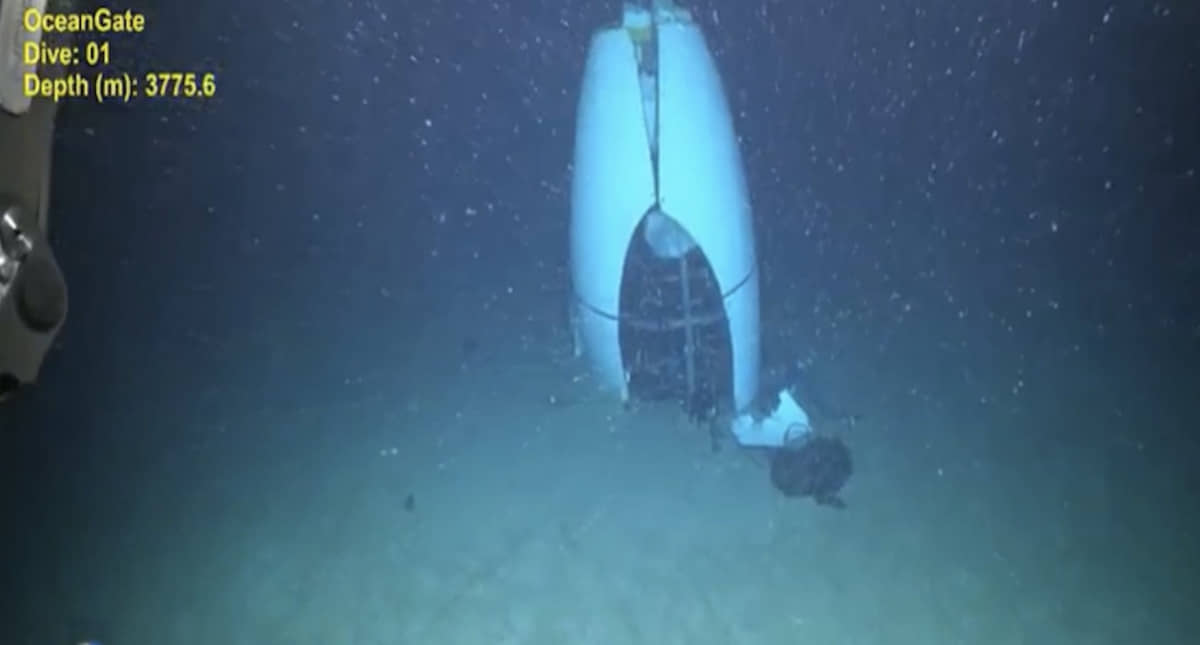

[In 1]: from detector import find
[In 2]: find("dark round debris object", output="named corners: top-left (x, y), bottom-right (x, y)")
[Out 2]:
top-left (769, 435), bottom-right (852, 509)
top-left (16, 253), bottom-right (67, 333)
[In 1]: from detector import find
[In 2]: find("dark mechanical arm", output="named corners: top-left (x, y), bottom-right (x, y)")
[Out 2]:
top-left (0, 0), bottom-right (70, 399)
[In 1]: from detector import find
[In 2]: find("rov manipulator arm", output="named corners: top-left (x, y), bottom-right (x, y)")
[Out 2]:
top-left (0, 0), bottom-right (70, 400)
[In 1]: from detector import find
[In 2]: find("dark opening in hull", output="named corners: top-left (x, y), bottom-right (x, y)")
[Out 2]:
top-left (618, 214), bottom-right (733, 422)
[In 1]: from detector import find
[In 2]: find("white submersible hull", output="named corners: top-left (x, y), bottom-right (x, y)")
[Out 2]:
top-left (569, 3), bottom-right (760, 424)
